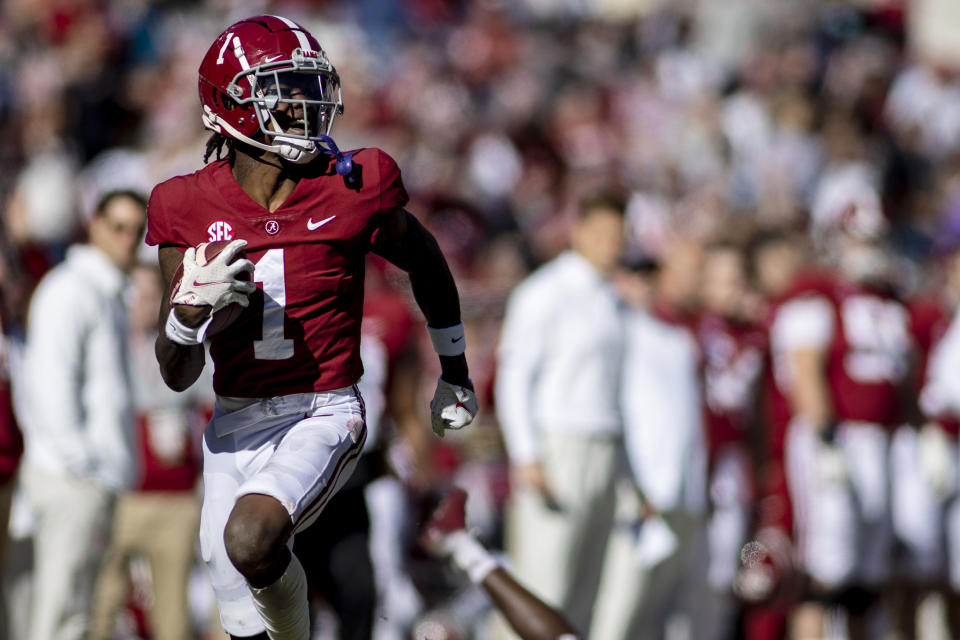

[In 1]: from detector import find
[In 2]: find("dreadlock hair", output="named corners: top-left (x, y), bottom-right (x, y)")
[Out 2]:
top-left (203, 132), bottom-right (236, 164)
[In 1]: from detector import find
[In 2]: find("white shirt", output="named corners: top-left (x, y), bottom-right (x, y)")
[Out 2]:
top-left (621, 310), bottom-right (705, 513)
top-left (495, 251), bottom-right (624, 464)
top-left (22, 245), bottom-right (136, 490)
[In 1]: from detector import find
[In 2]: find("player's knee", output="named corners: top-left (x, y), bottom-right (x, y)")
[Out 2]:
top-left (223, 496), bottom-right (291, 582)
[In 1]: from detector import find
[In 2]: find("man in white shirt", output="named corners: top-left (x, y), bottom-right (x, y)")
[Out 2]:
top-left (19, 190), bottom-right (146, 640)
top-left (496, 191), bottom-right (626, 634)
top-left (590, 239), bottom-right (708, 640)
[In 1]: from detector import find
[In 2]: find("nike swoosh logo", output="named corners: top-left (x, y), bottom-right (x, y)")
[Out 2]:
top-left (263, 54), bottom-right (283, 63)
top-left (451, 336), bottom-right (463, 343)
top-left (307, 215), bottom-right (336, 231)
top-left (191, 279), bottom-right (234, 288)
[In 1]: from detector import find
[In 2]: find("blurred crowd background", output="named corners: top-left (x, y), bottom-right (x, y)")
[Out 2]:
top-left (3, 0), bottom-right (960, 639)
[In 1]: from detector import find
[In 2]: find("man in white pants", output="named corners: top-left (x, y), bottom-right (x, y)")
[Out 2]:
top-left (589, 239), bottom-right (708, 640)
top-left (20, 190), bottom-right (146, 640)
top-left (496, 191), bottom-right (627, 635)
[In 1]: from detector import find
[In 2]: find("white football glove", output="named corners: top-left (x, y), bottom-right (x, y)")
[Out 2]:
top-left (816, 439), bottom-right (847, 485)
top-left (171, 240), bottom-right (255, 312)
top-left (430, 378), bottom-right (478, 437)
top-left (919, 422), bottom-right (955, 498)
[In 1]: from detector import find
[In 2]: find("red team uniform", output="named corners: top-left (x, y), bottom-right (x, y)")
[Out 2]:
top-left (888, 296), bottom-right (960, 586)
top-left (148, 16), bottom-right (478, 639)
top-left (767, 271), bottom-right (911, 593)
top-left (147, 149), bottom-right (408, 397)
top-left (697, 312), bottom-right (766, 592)
top-left (147, 148), bottom-right (413, 635)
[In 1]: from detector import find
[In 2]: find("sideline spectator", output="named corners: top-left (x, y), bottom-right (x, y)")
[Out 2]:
top-left (495, 190), bottom-right (627, 634)
top-left (88, 262), bottom-right (212, 640)
top-left (19, 190), bottom-right (146, 640)
top-left (590, 239), bottom-right (707, 640)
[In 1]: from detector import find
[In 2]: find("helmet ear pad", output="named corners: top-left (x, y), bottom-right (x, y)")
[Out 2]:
top-left (200, 81), bottom-right (260, 139)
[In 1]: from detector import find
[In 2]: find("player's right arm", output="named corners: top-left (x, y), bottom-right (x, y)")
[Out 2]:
top-left (774, 295), bottom-right (836, 437)
top-left (155, 240), bottom-right (255, 391)
top-left (155, 246), bottom-right (207, 392)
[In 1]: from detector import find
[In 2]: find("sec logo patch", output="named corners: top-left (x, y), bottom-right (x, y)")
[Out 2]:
top-left (207, 220), bottom-right (234, 241)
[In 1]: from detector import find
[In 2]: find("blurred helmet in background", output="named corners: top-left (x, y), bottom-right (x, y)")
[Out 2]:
top-left (810, 163), bottom-right (891, 283)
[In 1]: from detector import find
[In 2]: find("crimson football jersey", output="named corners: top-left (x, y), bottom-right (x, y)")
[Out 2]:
top-left (766, 271), bottom-right (912, 440)
top-left (697, 313), bottom-right (766, 459)
top-left (763, 272), bottom-right (834, 460)
top-left (146, 148), bottom-right (409, 397)
top-left (910, 295), bottom-right (959, 434)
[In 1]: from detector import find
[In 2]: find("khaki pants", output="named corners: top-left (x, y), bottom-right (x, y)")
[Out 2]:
top-left (589, 488), bottom-right (707, 640)
top-left (88, 491), bottom-right (200, 640)
top-left (20, 464), bottom-right (115, 640)
top-left (505, 431), bottom-right (621, 634)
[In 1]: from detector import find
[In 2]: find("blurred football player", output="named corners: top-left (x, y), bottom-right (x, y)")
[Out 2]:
top-left (739, 228), bottom-right (811, 640)
top-left (696, 241), bottom-right (767, 638)
top-left (145, 16), bottom-right (477, 640)
top-left (420, 487), bottom-right (582, 640)
top-left (890, 245), bottom-right (960, 639)
top-left (765, 203), bottom-right (912, 640)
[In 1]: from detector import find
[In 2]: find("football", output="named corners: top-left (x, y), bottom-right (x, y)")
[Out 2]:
top-left (170, 240), bottom-right (251, 337)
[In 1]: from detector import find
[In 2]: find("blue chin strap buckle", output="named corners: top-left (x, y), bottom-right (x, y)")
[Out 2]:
top-left (317, 134), bottom-right (353, 176)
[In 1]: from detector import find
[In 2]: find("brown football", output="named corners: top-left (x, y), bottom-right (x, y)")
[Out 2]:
top-left (170, 240), bottom-right (251, 338)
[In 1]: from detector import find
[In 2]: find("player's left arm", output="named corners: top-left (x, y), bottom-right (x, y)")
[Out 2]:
top-left (371, 208), bottom-right (478, 436)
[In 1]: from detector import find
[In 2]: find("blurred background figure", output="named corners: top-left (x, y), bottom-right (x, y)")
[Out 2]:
top-left (495, 191), bottom-right (626, 635)
top-left (421, 487), bottom-right (582, 640)
top-left (0, 303), bottom-right (23, 640)
top-left (19, 191), bottom-right (145, 640)
top-left (88, 261), bottom-right (214, 640)
top-left (896, 241), bottom-right (960, 640)
top-left (771, 202), bottom-right (912, 640)
top-left (591, 235), bottom-right (707, 640)
top-left (695, 240), bottom-right (767, 639)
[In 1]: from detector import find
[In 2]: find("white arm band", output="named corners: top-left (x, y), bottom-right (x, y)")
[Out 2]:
top-left (427, 322), bottom-right (466, 356)
top-left (446, 530), bottom-right (501, 584)
top-left (165, 309), bottom-right (213, 346)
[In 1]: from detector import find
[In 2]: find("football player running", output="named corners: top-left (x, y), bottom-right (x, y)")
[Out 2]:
top-left (146, 16), bottom-right (477, 640)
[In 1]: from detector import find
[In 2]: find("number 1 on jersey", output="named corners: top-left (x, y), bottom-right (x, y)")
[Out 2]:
top-left (253, 248), bottom-right (294, 360)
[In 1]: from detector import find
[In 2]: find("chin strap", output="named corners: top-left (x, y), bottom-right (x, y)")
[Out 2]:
top-left (203, 107), bottom-right (353, 171)
top-left (316, 133), bottom-right (353, 176)
top-left (203, 106), bottom-right (319, 165)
